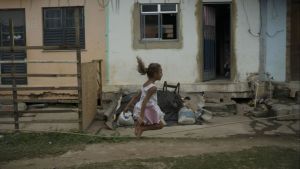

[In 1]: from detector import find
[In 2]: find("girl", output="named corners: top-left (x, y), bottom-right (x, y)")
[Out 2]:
top-left (124, 57), bottom-right (165, 137)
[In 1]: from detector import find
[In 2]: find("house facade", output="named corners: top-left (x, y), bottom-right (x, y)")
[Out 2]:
top-left (105, 0), bottom-right (298, 95)
top-left (0, 0), bottom-right (299, 98)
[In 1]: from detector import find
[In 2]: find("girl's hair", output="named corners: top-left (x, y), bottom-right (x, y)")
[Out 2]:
top-left (136, 57), bottom-right (161, 78)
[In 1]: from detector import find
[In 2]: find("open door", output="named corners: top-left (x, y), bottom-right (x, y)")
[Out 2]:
top-left (203, 6), bottom-right (216, 81)
top-left (290, 0), bottom-right (300, 81)
top-left (203, 4), bottom-right (231, 81)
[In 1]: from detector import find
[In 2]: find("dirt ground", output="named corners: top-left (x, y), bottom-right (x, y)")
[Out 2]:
top-left (1, 135), bottom-right (299, 169)
top-left (88, 114), bottom-right (300, 138)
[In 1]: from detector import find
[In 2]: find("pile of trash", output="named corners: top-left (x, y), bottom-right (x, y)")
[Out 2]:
top-left (104, 82), bottom-right (214, 129)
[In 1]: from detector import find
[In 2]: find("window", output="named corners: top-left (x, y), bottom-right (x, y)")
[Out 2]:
top-left (0, 9), bottom-right (27, 85)
top-left (43, 7), bottom-right (85, 48)
top-left (141, 4), bottom-right (178, 40)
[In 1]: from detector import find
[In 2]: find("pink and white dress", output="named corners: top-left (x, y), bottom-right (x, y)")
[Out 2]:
top-left (133, 83), bottom-right (165, 125)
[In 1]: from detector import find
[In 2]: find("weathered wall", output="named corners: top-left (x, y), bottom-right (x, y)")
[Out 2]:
top-left (0, 0), bottom-right (105, 92)
top-left (264, 0), bottom-right (286, 82)
top-left (234, 0), bottom-right (260, 81)
top-left (81, 61), bottom-right (98, 129)
top-left (107, 0), bottom-right (261, 88)
top-left (107, 0), bottom-right (199, 85)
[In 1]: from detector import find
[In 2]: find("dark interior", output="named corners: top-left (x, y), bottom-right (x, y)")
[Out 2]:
top-left (205, 4), bottom-right (231, 79)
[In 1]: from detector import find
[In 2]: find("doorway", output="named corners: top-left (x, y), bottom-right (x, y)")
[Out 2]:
top-left (203, 4), bottom-right (231, 81)
top-left (290, 0), bottom-right (300, 81)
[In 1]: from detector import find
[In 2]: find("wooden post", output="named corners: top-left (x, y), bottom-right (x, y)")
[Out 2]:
top-left (75, 8), bottom-right (83, 130)
top-left (9, 19), bottom-right (19, 130)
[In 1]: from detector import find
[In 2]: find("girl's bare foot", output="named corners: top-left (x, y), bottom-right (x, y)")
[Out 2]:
top-left (136, 125), bottom-right (143, 138)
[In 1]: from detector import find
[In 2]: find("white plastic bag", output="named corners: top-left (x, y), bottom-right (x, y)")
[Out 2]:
top-left (117, 111), bottom-right (134, 126)
top-left (178, 107), bottom-right (196, 125)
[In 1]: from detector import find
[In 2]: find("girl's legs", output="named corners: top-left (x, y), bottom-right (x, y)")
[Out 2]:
top-left (136, 121), bottom-right (164, 137)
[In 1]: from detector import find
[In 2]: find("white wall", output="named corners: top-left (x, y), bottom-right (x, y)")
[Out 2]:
top-left (235, 0), bottom-right (261, 81)
top-left (107, 0), bottom-right (262, 86)
top-left (265, 0), bottom-right (286, 82)
top-left (108, 0), bottom-right (199, 85)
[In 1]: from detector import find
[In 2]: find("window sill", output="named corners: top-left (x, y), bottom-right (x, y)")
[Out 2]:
top-left (133, 39), bottom-right (182, 49)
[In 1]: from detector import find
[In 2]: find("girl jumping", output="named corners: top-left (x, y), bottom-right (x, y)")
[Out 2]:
top-left (124, 57), bottom-right (165, 137)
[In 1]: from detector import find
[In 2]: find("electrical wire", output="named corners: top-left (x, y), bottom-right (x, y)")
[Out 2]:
top-left (242, 0), bottom-right (261, 37)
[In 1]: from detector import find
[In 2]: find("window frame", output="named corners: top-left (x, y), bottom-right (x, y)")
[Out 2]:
top-left (140, 3), bottom-right (179, 41)
top-left (42, 6), bottom-right (85, 49)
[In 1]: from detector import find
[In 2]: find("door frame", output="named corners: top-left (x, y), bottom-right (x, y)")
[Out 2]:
top-left (199, 1), bottom-right (236, 82)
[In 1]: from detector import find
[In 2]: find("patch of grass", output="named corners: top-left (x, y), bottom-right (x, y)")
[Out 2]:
top-left (0, 132), bottom-right (131, 162)
top-left (68, 146), bottom-right (300, 169)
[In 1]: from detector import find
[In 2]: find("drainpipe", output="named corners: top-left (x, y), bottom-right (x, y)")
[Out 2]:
top-left (105, 1), bottom-right (110, 83)
top-left (259, 0), bottom-right (267, 80)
